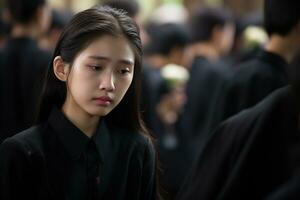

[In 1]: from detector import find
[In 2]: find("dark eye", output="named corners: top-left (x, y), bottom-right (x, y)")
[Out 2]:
top-left (90, 65), bottom-right (102, 71)
top-left (119, 68), bottom-right (130, 75)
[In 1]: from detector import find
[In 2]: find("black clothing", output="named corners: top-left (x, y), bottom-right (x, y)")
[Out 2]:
top-left (165, 56), bottom-right (232, 198)
top-left (179, 56), bottom-right (231, 137)
top-left (0, 37), bottom-right (51, 142)
top-left (0, 107), bottom-right (156, 200)
top-left (141, 63), bottom-right (167, 134)
top-left (141, 63), bottom-right (184, 198)
top-left (179, 56), bottom-right (232, 140)
top-left (200, 50), bottom-right (290, 149)
top-left (51, 107), bottom-right (102, 200)
top-left (265, 173), bottom-right (300, 200)
top-left (178, 56), bottom-right (232, 164)
top-left (222, 50), bottom-right (289, 119)
top-left (177, 86), bottom-right (300, 200)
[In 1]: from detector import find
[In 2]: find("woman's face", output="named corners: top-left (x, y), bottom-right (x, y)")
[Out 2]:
top-left (63, 35), bottom-right (135, 118)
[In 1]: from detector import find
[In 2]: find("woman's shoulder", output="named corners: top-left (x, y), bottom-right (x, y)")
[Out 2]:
top-left (0, 125), bottom-right (44, 156)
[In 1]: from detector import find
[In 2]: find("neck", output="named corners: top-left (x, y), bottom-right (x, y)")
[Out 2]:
top-left (265, 34), bottom-right (297, 63)
top-left (189, 42), bottom-right (220, 61)
top-left (11, 23), bottom-right (39, 39)
top-left (62, 98), bottom-right (100, 138)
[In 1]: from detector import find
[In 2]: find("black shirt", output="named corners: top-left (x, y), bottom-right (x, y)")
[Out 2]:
top-left (0, 107), bottom-right (157, 200)
top-left (49, 108), bottom-right (103, 200)
top-left (177, 86), bottom-right (300, 200)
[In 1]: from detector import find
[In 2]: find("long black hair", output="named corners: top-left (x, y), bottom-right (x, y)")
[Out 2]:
top-left (36, 6), bottom-right (147, 134)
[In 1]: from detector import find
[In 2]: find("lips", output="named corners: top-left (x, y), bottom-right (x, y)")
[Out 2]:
top-left (93, 96), bottom-right (113, 106)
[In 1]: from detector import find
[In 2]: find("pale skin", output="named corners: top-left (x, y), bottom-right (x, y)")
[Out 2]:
top-left (53, 35), bottom-right (135, 137)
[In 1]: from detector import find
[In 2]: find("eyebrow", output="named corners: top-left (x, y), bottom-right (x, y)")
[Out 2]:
top-left (88, 55), bottom-right (134, 66)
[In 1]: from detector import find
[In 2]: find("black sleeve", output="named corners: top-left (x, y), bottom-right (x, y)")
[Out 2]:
top-left (0, 139), bottom-right (32, 200)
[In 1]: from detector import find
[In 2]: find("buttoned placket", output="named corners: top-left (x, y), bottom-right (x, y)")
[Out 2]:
top-left (86, 140), bottom-right (101, 200)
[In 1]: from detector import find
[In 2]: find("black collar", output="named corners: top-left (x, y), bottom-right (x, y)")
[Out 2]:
top-left (48, 107), bottom-right (111, 163)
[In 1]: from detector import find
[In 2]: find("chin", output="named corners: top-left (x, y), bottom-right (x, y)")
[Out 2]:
top-left (88, 109), bottom-right (112, 117)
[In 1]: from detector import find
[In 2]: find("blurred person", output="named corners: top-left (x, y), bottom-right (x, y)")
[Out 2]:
top-left (0, 6), bottom-right (159, 200)
top-left (0, 0), bottom-right (51, 143)
top-left (204, 0), bottom-right (300, 139)
top-left (229, 12), bottom-right (265, 65)
top-left (177, 6), bottom-right (235, 161)
top-left (176, 53), bottom-right (300, 200)
top-left (142, 22), bottom-right (189, 134)
top-left (142, 22), bottom-right (189, 199)
top-left (176, 1), bottom-right (300, 199)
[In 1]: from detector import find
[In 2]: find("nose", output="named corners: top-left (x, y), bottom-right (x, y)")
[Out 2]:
top-left (99, 71), bottom-right (115, 91)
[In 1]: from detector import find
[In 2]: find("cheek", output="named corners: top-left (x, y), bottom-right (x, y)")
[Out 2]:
top-left (116, 77), bottom-right (133, 99)
top-left (67, 71), bottom-right (93, 100)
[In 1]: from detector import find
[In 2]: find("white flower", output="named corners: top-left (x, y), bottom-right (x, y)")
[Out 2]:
top-left (243, 26), bottom-right (268, 49)
top-left (161, 64), bottom-right (189, 88)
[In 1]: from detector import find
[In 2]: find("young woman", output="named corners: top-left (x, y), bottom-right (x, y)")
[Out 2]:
top-left (0, 6), bottom-right (158, 200)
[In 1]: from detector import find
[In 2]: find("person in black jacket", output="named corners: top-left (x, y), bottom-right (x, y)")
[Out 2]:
top-left (177, 85), bottom-right (300, 200)
top-left (205, 0), bottom-right (300, 134)
top-left (0, 0), bottom-right (51, 143)
top-left (176, 53), bottom-right (300, 199)
top-left (176, 1), bottom-right (300, 198)
top-left (0, 6), bottom-right (159, 200)
top-left (176, 6), bottom-right (235, 178)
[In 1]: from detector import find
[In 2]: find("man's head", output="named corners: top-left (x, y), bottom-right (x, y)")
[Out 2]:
top-left (264, 0), bottom-right (300, 36)
top-left (4, 0), bottom-right (51, 34)
top-left (6, 0), bottom-right (45, 23)
top-left (145, 23), bottom-right (189, 66)
top-left (188, 7), bottom-right (235, 56)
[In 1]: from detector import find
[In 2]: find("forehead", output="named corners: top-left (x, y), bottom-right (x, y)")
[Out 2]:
top-left (77, 35), bottom-right (135, 62)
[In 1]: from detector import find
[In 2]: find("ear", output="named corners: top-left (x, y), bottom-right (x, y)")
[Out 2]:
top-left (53, 56), bottom-right (70, 82)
